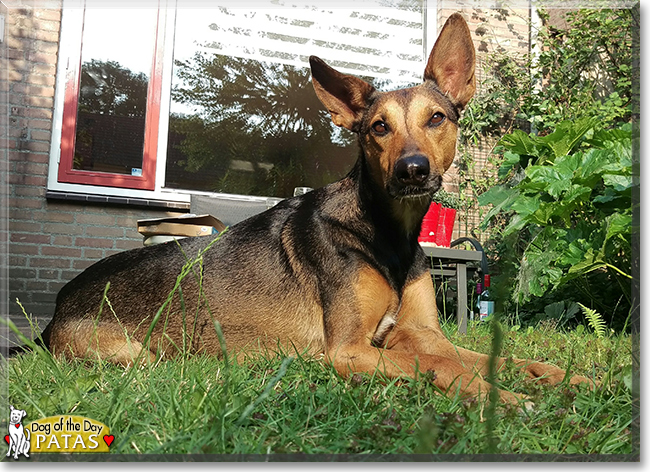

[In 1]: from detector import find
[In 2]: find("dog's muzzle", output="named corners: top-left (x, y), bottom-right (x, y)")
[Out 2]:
top-left (394, 155), bottom-right (430, 186)
top-left (389, 155), bottom-right (441, 198)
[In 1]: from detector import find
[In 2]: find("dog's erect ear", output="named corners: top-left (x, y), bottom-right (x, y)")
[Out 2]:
top-left (309, 56), bottom-right (376, 131)
top-left (424, 13), bottom-right (476, 109)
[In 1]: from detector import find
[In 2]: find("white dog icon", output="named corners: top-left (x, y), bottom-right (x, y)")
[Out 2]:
top-left (7, 405), bottom-right (30, 459)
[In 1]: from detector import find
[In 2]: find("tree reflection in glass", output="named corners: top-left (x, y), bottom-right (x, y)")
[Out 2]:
top-left (166, 54), bottom-right (359, 198)
top-left (164, 3), bottom-right (422, 198)
top-left (73, 8), bottom-right (157, 176)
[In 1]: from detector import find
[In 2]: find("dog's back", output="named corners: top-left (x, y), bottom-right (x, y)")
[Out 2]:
top-left (47, 173), bottom-right (396, 362)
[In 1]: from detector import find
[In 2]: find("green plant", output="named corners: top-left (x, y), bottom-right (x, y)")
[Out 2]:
top-left (459, 7), bottom-right (635, 144)
top-left (457, 7), bottom-right (636, 203)
top-left (431, 189), bottom-right (461, 210)
top-left (478, 119), bottom-right (632, 328)
top-left (579, 303), bottom-right (607, 340)
top-left (456, 7), bottom-right (636, 329)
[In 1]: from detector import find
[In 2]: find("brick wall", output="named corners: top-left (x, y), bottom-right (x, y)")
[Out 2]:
top-left (2, 2), bottom-right (182, 348)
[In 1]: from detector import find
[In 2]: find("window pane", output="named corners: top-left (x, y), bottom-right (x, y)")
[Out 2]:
top-left (73, 8), bottom-right (157, 176)
top-left (165, 2), bottom-right (423, 198)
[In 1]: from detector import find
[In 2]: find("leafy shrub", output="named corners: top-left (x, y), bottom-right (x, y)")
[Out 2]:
top-left (459, 7), bottom-right (637, 329)
top-left (479, 119), bottom-right (632, 328)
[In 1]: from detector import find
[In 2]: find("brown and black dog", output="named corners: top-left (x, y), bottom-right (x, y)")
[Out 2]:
top-left (41, 14), bottom-right (589, 404)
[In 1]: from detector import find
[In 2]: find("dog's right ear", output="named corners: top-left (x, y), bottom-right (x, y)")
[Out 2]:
top-left (309, 56), bottom-right (375, 131)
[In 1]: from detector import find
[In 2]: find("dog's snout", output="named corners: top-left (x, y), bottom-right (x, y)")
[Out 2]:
top-left (394, 155), bottom-right (430, 186)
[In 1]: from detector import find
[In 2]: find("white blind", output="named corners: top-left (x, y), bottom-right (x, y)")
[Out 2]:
top-left (174, 1), bottom-right (426, 85)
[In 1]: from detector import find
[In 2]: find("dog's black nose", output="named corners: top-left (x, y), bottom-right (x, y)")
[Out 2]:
top-left (394, 155), bottom-right (430, 186)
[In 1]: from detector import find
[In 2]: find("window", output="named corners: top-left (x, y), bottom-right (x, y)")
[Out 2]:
top-left (57, 3), bottom-right (165, 190)
top-left (49, 0), bottom-right (435, 203)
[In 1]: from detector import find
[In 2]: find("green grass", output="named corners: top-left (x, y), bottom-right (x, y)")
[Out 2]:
top-left (2, 318), bottom-right (635, 457)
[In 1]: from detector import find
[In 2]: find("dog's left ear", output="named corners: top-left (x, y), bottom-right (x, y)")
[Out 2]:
top-left (20, 410), bottom-right (26, 419)
top-left (424, 13), bottom-right (476, 109)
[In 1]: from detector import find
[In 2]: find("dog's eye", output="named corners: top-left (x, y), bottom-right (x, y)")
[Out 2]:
top-left (428, 112), bottom-right (445, 127)
top-left (372, 121), bottom-right (389, 135)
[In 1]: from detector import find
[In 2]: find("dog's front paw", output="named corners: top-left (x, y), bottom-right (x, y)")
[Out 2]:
top-left (568, 373), bottom-right (598, 389)
top-left (523, 362), bottom-right (572, 385)
top-left (523, 362), bottom-right (597, 390)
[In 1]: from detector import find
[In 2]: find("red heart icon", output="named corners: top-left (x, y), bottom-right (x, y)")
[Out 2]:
top-left (103, 434), bottom-right (114, 447)
top-left (15, 424), bottom-right (19, 428)
top-left (4, 435), bottom-right (9, 444)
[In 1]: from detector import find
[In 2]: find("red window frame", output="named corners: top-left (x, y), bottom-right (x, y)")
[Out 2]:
top-left (58, 3), bottom-right (165, 191)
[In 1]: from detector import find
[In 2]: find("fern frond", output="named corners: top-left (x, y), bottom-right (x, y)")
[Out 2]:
top-left (579, 303), bottom-right (606, 339)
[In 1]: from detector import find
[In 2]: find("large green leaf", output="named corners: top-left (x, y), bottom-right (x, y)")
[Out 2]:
top-left (528, 279), bottom-right (546, 297)
top-left (587, 124), bottom-right (632, 149)
top-left (593, 189), bottom-right (618, 204)
top-left (502, 213), bottom-right (528, 236)
top-left (546, 179), bottom-right (572, 199)
top-left (559, 239), bottom-right (593, 267)
top-left (603, 174), bottom-right (632, 191)
top-left (499, 129), bottom-right (543, 156)
top-left (575, 148), bottom-right (611, 181)
top-left (498, 151), bottom-right (522, 179)
top-left (530, 202), bottom-right (557, 225)
top-left (477, 185), bottom-right (516, 206)
top-left (510, 195), bottom-right (541, 217)
top-left (553, 152), bottom-right (583, 176)
top-left (565, 248), bottom-right (606, 278)
top-left (478, 186), bottom-right (520, 228)
top-left (605, 212), bottom-right (632, 241)
top-left (563, 184), bottom-right (592, 203)
top-left (538, 117), bottom-right (597, 159)
top-left (525, 165), bottom-right (559, 184)
top-left (545, 301), bottom-right (567, 319)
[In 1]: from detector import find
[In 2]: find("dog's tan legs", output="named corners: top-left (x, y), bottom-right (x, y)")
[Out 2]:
top-left (325, 269), bottom-right (525, 405)
top-left (328, 344), bottom-right (525, 405)
top-left (457, 346), bottom-right (594, 387)
top-left (49, 319), bottom-right (155, 366)
top-left (389, 273), bottom-right (592, 387)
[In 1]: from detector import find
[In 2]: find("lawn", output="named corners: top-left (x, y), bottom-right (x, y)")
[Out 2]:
top-left (2, 317), bottom-right (636, 459)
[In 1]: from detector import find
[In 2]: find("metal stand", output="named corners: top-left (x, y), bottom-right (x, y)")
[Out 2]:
top-left (421, 246), bottom-right (482, 334)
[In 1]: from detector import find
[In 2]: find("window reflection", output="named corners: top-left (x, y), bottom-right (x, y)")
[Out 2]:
top-left (73, 8), bottom-right (157, 176)
top-left (166, 3), bottom-right (423, 198)
top-left (166, 55), bottom-right (359, 197)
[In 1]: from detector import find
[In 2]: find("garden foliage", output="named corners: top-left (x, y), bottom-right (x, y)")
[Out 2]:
top-left (460, 7), bottom-right (637, 329)
top-left (478, 120), bottom-right (632, 327)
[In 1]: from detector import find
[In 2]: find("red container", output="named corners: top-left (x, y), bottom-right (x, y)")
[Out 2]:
top-left (418, 202), bottom-right (457, 247)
